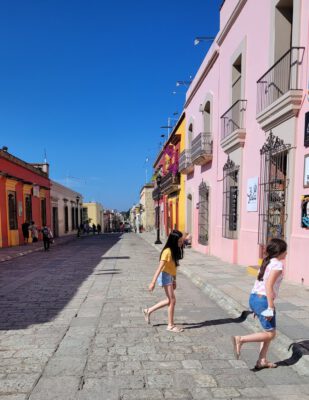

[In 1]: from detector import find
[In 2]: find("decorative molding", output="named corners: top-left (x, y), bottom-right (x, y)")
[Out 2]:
top-left (185, 50), bottom-right (219, 109)
top-left (223, 156), bottom-right (239, 172)
top-left (256, 90), bottom-right (303, 132)
top-left (220, 128), bottom-right (246, 153)
top-left (216, 0), bottom-right (247, 46)
top-left (260, 131), bottom-right (291, 155)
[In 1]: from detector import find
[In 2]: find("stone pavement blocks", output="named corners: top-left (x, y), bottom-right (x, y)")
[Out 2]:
top-left (163, 389), bottom-right (194, 399)
top-left (28, 377), bottom-right (80, 400)
top-left (146, 374), bottom-right (174, 388)
top-left (0, 374), bottom-right (39, 395)
top-left (0, 395), bottom-right (27, 400)
top-left (182, 359), bottom-right (202, 369)
top-left (192, 373), bottom-right (217, 388)
top-left (43, 356), bottom-right (87, 377)
top-left (119, 389), bottom-right (164, 400)
top-left (211, 387), bottom-right (241, 398)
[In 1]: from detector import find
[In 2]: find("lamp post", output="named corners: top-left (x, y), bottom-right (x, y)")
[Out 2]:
top-left (155, 174), bottom-right (162, 244)
top-left (194, 36), bottom-right (215, 46)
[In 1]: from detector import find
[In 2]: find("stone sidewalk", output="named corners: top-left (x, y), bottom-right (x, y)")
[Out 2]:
top-left (139, 231), bottom-right (309, 377)
top-left (0, 234), bottom-right (84, 263)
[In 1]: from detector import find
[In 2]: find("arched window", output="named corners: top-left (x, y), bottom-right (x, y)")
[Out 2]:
top-left (188, 123), bottom-right (193, 149)
top-left (204, 101), bottom-right (211, 133)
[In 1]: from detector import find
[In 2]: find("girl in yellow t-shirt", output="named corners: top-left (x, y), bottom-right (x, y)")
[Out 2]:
top-left (144, 230), bottom-right (184, 333)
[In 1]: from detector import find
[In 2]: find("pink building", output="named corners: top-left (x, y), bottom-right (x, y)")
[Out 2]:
top-left (182, 0), bottom-right (309, 284)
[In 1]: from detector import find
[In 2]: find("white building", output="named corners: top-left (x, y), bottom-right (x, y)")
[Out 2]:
top-left (50, 181), bottom-right (83, 237)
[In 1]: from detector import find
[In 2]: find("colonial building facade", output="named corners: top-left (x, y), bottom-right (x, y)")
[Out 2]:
top-left (180, 0), bottom-right (308, 284)
top-left (0, 148), bottom-right (51, 247)
top-left (50, 181), bottom-right (82, 237)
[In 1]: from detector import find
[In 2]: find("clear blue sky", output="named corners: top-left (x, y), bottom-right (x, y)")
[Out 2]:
top-left (0, 0), bottom-right (221, 211)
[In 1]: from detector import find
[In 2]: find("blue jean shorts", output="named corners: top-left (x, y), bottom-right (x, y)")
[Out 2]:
top-left (249, 293), bottom-right (276, 331)
top-left (157, 272), bottom-right (174, 287)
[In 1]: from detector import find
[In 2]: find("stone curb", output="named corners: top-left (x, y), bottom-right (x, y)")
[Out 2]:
top-left (140, 234), bottom-right (309, 377)
top-left (0, 236), bottom-right (78, 264)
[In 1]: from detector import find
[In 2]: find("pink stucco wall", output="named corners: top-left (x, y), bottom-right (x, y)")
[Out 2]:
top-left (184, 0), bottom-right (309, 284)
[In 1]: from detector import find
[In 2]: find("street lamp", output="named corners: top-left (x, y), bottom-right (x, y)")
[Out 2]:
top-left (194, 36), bottom-right (215, 46)
top-left (176, 80), bottom-right (192, 88)
top-left (155, 174), bottom-right (162, 244)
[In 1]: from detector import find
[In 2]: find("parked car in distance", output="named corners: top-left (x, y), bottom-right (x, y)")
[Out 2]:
top-left (124, 222), bottom-right (131, 232)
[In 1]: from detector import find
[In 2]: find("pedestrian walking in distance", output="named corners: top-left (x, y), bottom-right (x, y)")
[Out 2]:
top-left (41, 225), bottom-right (52, 251)
top-left (29, 221), bottom-right (39, 243)
top-left (21, 221), bottom-right (30, 244)
top-left (144, 230), bottom-right (184, 333)
top-left (232, 238), bottom-right (288, 369)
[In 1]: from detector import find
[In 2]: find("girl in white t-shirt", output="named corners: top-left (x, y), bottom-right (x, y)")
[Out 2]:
top-left (232, 238), bottom-right (287, 369)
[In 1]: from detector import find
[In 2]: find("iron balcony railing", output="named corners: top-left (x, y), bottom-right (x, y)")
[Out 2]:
top-left (152, 186), bottom-right (161, 201)
top-left (257, 47), bottom-right (305, 114)
top-left (191, 132), bottom-right (213, 165)
top-left (179, 150), bottom-right (193, 173)
top-left (221, 100), bottom-right (247, 141)
top-left (160, 171), bottom-right (180, 194)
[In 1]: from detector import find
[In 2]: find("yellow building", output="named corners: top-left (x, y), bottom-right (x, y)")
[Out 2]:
top-left (153, 113), bottom-right (186, 236)
top-left (82, 202), bottom-right (104, 227)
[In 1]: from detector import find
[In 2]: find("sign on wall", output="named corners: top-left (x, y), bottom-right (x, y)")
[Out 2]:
top-left (246, 177), bottom-right (258, 212)
top-left (304, 155), bottom-right (309, 188)
top-left (305, 112), bottom-right (309, 147)
top-left (18, 201), bottom-right (23, 217)
top-left (33, 185), bottom-right (40, 197)
top-left (301, 195), bottom-right (309, 229)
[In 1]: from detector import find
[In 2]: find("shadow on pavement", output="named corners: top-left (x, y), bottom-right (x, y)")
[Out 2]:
top-left (179, 310), bottom-right (253, 329)
top-left (0, 234), bottom-right (122, 331)
top-left (274, 340), bottom-right (309, 368)
top-left (101, 256), bottom-right (130, 259)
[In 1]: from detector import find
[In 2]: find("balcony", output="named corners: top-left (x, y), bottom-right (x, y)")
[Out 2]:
top-left (160, 172), bottom-right (180, 195)
top-left (220, 100), bottom-right (247, 153)
top-left (191, 132), bottom-right (213, 166)
top-left (256, 47), bottom-right (305, 131)
top-left (179, 150), bottom-right (194, 174)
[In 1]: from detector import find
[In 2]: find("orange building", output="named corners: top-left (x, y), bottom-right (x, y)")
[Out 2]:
top-left (0, 147), bottom-right (51, 248)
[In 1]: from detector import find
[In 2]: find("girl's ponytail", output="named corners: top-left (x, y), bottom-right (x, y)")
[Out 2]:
top-left (257, 255), bottom-right (271, 281)
top-left (257, 238), bottom-right (287, 281)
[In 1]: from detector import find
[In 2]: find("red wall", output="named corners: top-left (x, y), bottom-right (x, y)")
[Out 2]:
top-left (0, 156), bottom-right (51, 247)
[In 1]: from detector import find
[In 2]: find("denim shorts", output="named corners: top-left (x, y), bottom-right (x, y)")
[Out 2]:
top-left (249, 293), bottom-right (276, 331)
top-left (157, 272), bottom-right (174, 287)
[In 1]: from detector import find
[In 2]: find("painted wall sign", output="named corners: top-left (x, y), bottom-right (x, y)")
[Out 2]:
top-left (33, 185), bottom-right (40, 197)
top-left (305, 111), bottom-right (309, 147)
top-left (301, 195), bottom-right (309, 229)
top-left (304, 155), bottom-right (309, 188)
top-left (246, 177), bottom-right (258, 212)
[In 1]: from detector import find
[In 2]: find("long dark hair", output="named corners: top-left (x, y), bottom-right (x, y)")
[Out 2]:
top-left (257, 238), bottom-right (287, 281)
top-left (160, 230), bottom-right (183, 264)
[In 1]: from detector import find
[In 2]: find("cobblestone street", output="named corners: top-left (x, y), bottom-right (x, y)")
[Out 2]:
top-left (0, 233), bottom-right (308, 400)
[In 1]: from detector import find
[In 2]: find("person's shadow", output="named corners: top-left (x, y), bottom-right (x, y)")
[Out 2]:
top-left (275, 340), bottom-right (309, 367)
top-left (152, 310), bottom-right (253, 329)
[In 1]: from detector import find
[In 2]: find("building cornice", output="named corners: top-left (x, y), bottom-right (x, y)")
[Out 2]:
top-left (216, 0), bottom-right (247, 45)
top-left (0, 150), bottom-right (49, 179)
top-left (184, 50), bottom-right (219, 109)
top-left (153, 112), bottom-right (185, 168)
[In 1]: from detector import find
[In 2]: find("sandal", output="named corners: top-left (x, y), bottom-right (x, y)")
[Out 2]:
top-left (231, 336), bottom-right (242, 360)
top-left (166, 325), bottom-right (184, 333)
top-left (143, 308), bottom-right (150, 324)
top-left (255, 360), bottom-right (277, 370)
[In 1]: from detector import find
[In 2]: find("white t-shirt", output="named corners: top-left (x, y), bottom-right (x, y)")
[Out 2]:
top-left (251, 258), bottom-right (283, 298)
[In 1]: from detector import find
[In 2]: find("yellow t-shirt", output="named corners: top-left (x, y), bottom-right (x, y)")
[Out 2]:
top-left (160, 248), bottom-right (177, 277)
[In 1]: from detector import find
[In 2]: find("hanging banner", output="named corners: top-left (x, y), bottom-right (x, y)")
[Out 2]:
top-left (247, 177), bottom-right (258, 212)
top-left (301, 195), bottom-right (309, 229)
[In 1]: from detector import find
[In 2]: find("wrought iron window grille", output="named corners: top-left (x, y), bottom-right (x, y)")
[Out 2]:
top-left (258, 131), bottom-right (291, 245)
top-left (198, 181), bottom-right (209, 245)
top-left (222, 157), bottom-right (239, 239)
